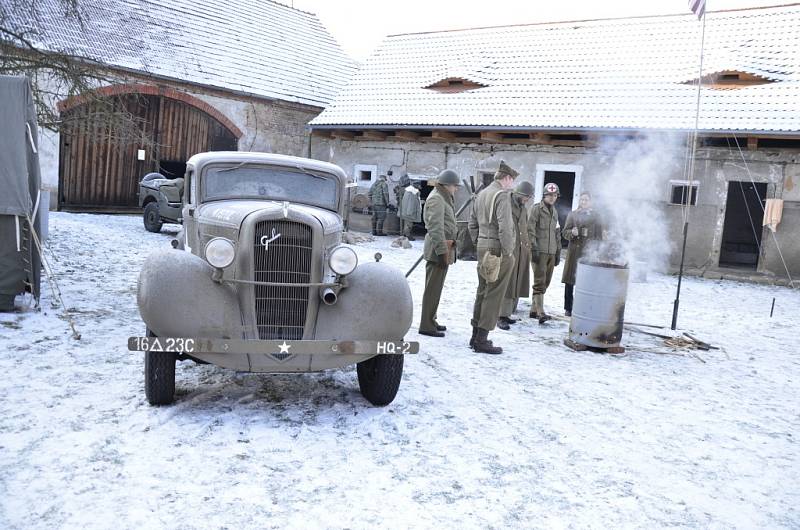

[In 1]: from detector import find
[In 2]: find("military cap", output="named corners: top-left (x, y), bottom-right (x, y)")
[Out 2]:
top-left (436, 169), bottom-right (461, 186)
top-left (494, 160), bottom-right (519, 180)
top-left (514, 180), bottom-right (534, 197)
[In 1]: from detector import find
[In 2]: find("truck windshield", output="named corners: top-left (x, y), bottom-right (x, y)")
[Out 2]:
top-left (203, 165), bottom-right (339, 210)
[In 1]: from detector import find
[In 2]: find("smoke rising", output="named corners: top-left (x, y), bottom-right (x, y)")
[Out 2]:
top-left (586, 132), bottom-right (685, 272)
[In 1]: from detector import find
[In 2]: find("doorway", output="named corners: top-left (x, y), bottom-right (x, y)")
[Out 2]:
top-left (719, 181), bottom-right (766, 269)
top-left (159, 160), bottom-right (187, 179)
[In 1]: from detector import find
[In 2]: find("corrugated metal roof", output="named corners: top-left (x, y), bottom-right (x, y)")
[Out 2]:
top-left (9, 0), bottom-right (356, 108)
top-left (310, 5), bottom-right (800, 133)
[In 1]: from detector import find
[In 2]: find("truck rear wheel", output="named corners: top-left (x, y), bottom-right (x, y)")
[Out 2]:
top-left (143, 202), bottom-right (163, 233)
top-left (356, 354), bottom-right (403, 406)
top-left (144, 328), bottom-right (175, 405)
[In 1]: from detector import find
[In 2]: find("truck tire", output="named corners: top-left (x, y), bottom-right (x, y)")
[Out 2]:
top-left (144, 328), bottom-right (175, 405)
top-left (357, 354), bottom-right (403, 406)
top-left (143, 202), bottom-right (163, 233)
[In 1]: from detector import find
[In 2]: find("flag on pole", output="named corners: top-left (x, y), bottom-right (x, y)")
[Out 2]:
top-left (689, 0), bottom-right (706, 19)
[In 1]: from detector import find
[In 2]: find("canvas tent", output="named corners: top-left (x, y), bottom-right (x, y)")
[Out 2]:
top-left (0, 76), bottom-right (45, 311)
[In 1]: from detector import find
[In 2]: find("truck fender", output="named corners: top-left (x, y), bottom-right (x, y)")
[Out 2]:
top-left (315, 261), bottom-right (412, 341)
top-left (137, 250), bottom-right (241, 338)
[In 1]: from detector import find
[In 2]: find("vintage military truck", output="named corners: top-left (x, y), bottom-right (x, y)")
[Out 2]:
top-left (138, 172), bottom-right (185, 232)
top-left (131, 152), bottom-right (416, 406)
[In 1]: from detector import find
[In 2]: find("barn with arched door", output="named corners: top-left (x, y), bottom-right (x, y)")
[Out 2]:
top-left (58, 89), bottom-right (239, 210)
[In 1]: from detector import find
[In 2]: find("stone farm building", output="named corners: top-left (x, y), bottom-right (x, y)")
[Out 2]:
top-left (9, 0), bottom-right (355, 211)
top-left (309, 4), bottom-right (800, 280)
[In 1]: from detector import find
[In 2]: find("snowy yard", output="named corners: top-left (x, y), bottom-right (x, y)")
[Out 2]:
top-left (1, 212), bottom-right (798, 529)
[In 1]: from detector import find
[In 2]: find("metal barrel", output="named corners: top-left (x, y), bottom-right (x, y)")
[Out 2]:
top-left (569, 260), bottom-right (630, 348)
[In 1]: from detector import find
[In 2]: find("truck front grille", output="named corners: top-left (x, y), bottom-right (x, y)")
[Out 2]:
top-left (253, 220), bottom-right (313, 340)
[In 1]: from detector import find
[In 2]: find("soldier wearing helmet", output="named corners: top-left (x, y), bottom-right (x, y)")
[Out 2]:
top-left (468, 160), bottom-right (519, 354)
top-left (369, 174), bottom-right (390, 236)
top-left (527, 181), bottom-right (561, 323)
top-left (419, 169), bottom-right (461, 337)
top-left (497, 180), bottom-right (534, 330)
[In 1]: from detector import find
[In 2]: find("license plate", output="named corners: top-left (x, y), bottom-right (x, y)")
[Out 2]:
top-left (127, 337), bottom-right (419, 355)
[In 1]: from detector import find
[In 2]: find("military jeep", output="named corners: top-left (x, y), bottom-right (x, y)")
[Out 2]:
top-left (138, 172), bottom-right (184, 232)
top-left (131, 152), bottom-right (415, 406)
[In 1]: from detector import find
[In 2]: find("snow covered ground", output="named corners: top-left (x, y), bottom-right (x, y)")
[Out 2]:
top-left (0, 212), bottom-right (798, 529)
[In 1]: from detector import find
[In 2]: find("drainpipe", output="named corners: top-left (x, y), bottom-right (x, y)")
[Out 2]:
top-left (444, 145), bottom-right (449, 168)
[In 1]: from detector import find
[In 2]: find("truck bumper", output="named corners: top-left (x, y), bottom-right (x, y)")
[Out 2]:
top-left (128, 337), bottom-right (419, 373)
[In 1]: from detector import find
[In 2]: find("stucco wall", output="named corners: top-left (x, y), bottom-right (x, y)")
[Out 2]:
top-left (311, 136), bottom-right (800, 278)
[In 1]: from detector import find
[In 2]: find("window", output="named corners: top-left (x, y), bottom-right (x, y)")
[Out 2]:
top-left (682, 70), bottom-right (774, 90)
top-left (424, 77), bottom-right (487, 93)
top-left (353, 164), bottom-right (378, 185)
top-left (669, 181), bottom-right (699, 206)
top-left (202, 164), bottom-right (339, 211)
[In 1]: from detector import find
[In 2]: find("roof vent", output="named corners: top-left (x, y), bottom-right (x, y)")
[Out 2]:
top-left (683, 70), bottom-right (775, 90)
top-left (424, 77), bottom-right (487, 93)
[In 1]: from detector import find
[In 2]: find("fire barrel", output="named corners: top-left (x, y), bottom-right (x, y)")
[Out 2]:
top-left (568, 260), bottom-right (630, 349)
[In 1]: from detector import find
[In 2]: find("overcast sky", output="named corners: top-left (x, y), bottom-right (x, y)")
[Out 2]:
top-left (277, 0), bottom-right (784, 60)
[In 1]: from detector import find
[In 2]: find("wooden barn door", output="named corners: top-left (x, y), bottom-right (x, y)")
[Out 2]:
top-left (59, 93), bottom-right (238, 210)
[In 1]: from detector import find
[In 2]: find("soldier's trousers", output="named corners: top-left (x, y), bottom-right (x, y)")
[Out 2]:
top-left (401, 219), bottom-right (413, 237)
top-left (531, 253), bottom-right (556, 296)
top-left (564, 283), bottom-right (574, 312)
top-left (499, 296), bottom-right (519, 318)
top-left (471, 249), bottom-right (515, 331)
top-left (371, 206), bottom-right (387, 233)
top-left (420, 259), bottom-right (449, 333)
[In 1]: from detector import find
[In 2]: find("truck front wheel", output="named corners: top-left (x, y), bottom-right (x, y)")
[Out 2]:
top-left (356, 354), bottom-right (403, 406)
top-left (143, 202), bottom-right (163, 233)
top-left (144, 328), bottom-right (176, 405)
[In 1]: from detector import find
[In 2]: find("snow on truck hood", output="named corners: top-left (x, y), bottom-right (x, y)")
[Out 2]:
top-left (197, 200), bottom-right (342, 234)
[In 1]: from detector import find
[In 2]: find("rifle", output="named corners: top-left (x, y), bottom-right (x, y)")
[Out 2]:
top-left (405, 178), bottom-right (484, 278)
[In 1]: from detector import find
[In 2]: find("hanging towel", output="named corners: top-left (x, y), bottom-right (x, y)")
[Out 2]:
top-left (763, 198), bottom-right (783, 232)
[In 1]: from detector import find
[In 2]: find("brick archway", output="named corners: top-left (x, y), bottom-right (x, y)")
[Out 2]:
top-left (58, 83), bottom-right (243, 139)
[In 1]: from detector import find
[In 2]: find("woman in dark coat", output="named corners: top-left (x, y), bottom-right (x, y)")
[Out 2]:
top-left (561, 192), bottom-right (603, 316)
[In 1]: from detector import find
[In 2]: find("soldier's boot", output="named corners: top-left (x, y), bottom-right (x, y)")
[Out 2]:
top-left (535, 294), bottom-right (552, 324)
top-left (497, 317), bottom-right (511, 330)
top-left (371, 217), bottom-right (378, 236)
top-left (473, 328), bottom-right (502, 355)
top-left (529, 294), bottom-right (542, 319)
top-left (376, 219), bottom-right (386, 236)
top-left (469, 326), bottom-right (478, 349)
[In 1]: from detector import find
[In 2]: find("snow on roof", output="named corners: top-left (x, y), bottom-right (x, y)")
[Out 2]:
top-left (11, 0), bottom-right (356, 108)
top-left (310, 5), bottom-right (800, 133)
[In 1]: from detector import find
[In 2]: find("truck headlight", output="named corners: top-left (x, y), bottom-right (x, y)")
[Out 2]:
top-left (204, 238), bottom-right (235, 269)
top-left (329, 246), bottom-right (358, 276)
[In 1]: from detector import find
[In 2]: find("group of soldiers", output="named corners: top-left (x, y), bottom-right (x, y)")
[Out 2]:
top-left (416, 161), bottom-right (603, 354)
top-left (368, 174), bottom-right (422, 238)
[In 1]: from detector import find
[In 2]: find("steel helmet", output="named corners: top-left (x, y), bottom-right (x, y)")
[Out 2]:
top-left (543, 182), bottom-right (560, 196)
top-left (436, 169), bottom-right (461, 186)
top-left (514, 181), bottom-right (534, 197)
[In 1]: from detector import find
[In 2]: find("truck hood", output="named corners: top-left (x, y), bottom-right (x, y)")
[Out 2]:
top-left (197, 200), bottom-right (342, 234)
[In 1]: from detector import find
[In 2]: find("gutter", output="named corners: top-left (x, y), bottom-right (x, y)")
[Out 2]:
top-left (308, 124), bottom-right (800, 137)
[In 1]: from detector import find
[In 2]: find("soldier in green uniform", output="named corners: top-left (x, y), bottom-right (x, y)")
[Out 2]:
top-left (369, 174), bottom-right (390, 236)
top-left (398, 178), bottom-right (422, 241)
top-left (468, 160), bottom-right (519, 354)
top-left (528, 182), bottom-right (561, 323)
top-left (419, 169), bottom-right (461, 337)
top-left (497, 180), bottom-right (533, 330)
top-left (562, 192), bottom-right (603, 316)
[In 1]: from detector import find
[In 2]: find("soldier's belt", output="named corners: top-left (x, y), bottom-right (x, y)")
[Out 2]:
top-left (128, 337), bottom-right (419, 356)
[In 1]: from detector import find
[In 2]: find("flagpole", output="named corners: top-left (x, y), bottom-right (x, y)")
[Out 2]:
top-left (671, 7), bottom-right (706, 331)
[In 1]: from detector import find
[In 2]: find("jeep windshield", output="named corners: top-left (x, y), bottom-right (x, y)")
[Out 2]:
top-left (202, 164), bottom-right (339, 210)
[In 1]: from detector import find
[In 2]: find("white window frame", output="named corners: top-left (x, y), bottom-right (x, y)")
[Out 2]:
top-left (534, 164), bottom-right (584, 209)
top-left (668, 180), bottom-right (699, 206)
top-left (354, 164), bottom-right (378, 185)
